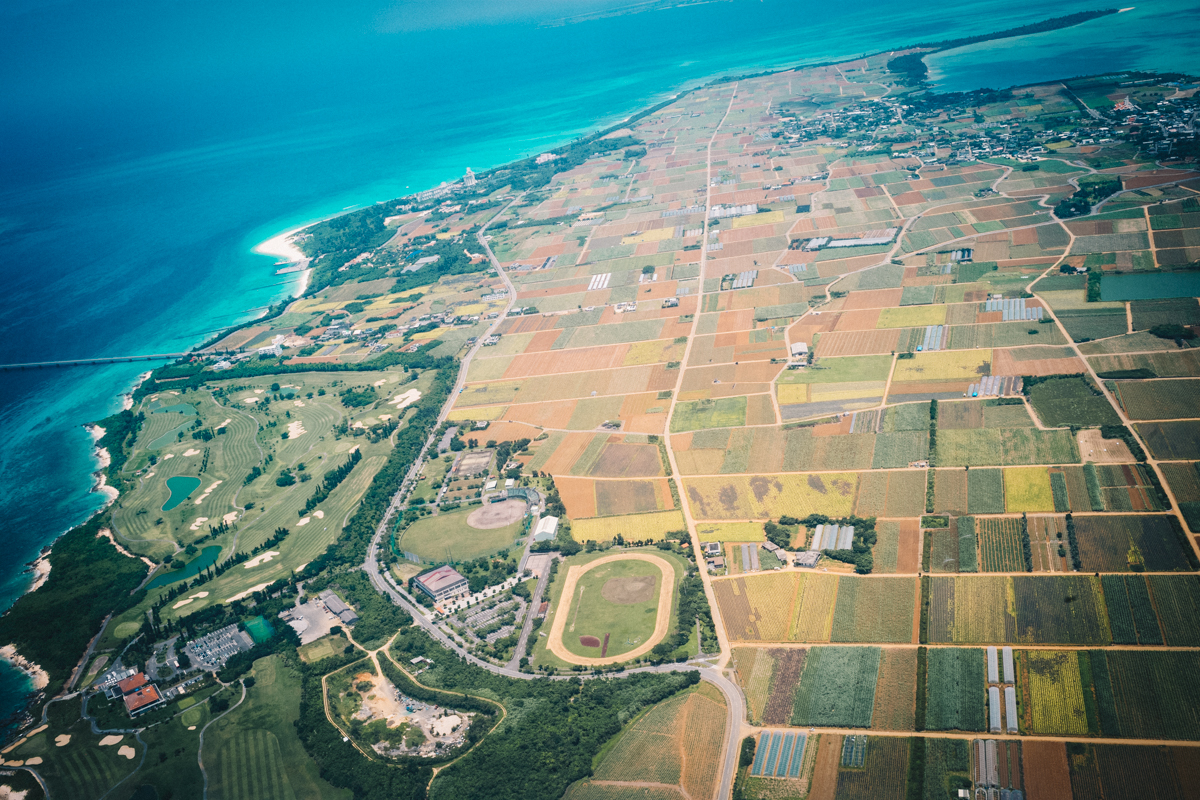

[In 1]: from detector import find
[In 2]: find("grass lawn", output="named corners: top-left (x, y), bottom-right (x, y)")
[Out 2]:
top-left (203, 655), bottom-right (349, 800)
top-left (670, 397), bottom-right (747, 432)
top-left (1027, 376), bottom-right (1120, 428)
top-left (398, 506), bottom-right (525, 562)
top-left (298, 634), bottom-right (351, 663)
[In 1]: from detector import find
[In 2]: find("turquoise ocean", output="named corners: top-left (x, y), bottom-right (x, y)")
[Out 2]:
top-left (0, 0), bottom-right (1196, 720)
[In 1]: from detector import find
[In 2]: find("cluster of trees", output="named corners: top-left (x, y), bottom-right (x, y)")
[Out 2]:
top-left (339, 386), bottom-right (377, 408)
top-left (94, 408), bottom-right (143, 483)
top-left (301, 448), bottom-right (363, 515)
top-left (763, 515), bottom-right (801, 549)
top-left (651, 568), bottom-right (716, 660)
top-left (798, 514), bottom-right (878, 573)
top-left (0, 513), bottom-right (148, 694)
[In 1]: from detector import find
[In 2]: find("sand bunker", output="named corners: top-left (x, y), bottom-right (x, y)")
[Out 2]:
top-left (118, 745), bottom-right (136, 759)
top-left (54, 734), bottom-right (71, 747)
top-left (378, 414), bottom-right (392, 421)
top-left (182, 449), bottom-right (201, 457)
top-left (172, 591), bottom-right (210, 610)
top-left (227, 582), bottom-right (270, 602)
top-left (98, 735), bottom-right (123, 746)
top-left (373, 379), bottom-right (387, 387)
top-left (242, 397), bottom-right (260, 404)
top-left (189, 517), bottom-right (209, 531)
top-left (297, 517), bottom-right (310, 526)
top-left (466, 499), bottom-right (526, 530)
top-left (351, 421), bottom-right (365, 429)
top-left (193, 480), bottom-right (222, 504)
top-left (293, 400), bottom-right (305, 407)
top-left (287, 420), bottom-right (307, 437)
top-left (314, 510), bottom-right (324, 519)
top-left (389, 389), bottom-right (422, 409)
top-left (243, 550), bottom-right (280, 568)
top-left (254, 389), bottom-right (264, 394)
top-left (218, 419), bottom-right (231, 428)
top-left (163, 454), bottom-right (174, 460)
top-left (24, 757), bottom-right (42, 765)
top-left (188, 726), bottom-right (196, 731)
top-left (222, 511), bottom-right (239, 523)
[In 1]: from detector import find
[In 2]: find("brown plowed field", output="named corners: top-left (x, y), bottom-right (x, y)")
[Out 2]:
top-left (808, 734), bottom-right (843, 800)
top-left (1022, 741), bottom-right (1070, 800)
top-left (841, 290), bottom-right (902, 311)
top-left (504, 344), bottom-right (631, 379)
top-left (556, 476), bottom-right (598, 518)
top-left (896, 519), bottom-right (921, 573)
top-left (991, 350), bottom-right (1085, 377)
top-left (541, 432), bottom-right (595, 474)
top-left (503, 399), bottom-right (577, 429)
top-left (836, 309), bottom-right (882, 330)
top-left (816, 329), bottom-right (901, 356)
top-left (477, 420), bottom-right (543, 443)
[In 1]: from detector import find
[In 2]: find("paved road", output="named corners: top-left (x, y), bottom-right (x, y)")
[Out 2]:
top-left (360, 200), bottom-right (745, 799)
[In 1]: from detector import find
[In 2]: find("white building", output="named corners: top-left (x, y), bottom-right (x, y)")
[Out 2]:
top-left (533, 515), bottom-right (559, 543)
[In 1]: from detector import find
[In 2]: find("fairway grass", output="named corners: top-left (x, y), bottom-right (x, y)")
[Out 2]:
top-left (204, 655), bottom-right (348, 800)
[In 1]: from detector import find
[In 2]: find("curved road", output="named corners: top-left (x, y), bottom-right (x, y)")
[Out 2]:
top-left (361, 201), bottom-right (745, 800)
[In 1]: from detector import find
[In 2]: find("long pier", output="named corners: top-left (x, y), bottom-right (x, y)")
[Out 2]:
top-left (0, 353), bottom-right (188, 371)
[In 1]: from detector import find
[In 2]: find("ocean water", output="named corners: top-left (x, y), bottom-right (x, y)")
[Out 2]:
top-left (0, 0), bottom-right (1196, 720)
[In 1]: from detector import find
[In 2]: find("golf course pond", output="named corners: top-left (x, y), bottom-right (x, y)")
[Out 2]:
top-left (162, 476), bottom-right (202, 510)
top-left (145, 545), bottom-right (222, 589)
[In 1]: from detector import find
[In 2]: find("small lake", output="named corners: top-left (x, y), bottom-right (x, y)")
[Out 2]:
top-left (161, 476), bottom-right (202, 511)
top-left (1100, 272), bottom-right (1200, 302)
top-left (145, 545), bottom-right (222, 589)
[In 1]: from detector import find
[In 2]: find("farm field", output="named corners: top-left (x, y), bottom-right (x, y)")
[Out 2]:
top-left (575, 682), bottom-right (727, 800)
top-left (975, 516), bottom-right (1025, 572)
top-left (1073, 515), bottom-right (1194, 572)
top-left (791, 647), bottom-right (881, 728)
top-left (571, 509), bottom-right (686, 542)
top-left (1021, 650), bottom-right (1089, 735)
top-left (870, 648), bottom-right (917, 731)
top-left (927, 575), bottom-right (1111, 645)
top-left (1112, 378), bottom-right (1200, 420)
top-left (1026, 376), bottom-right (1121, 428)
top-left (683, 473), bottom-right (858, 519)
top-left (830, 577), bottom-right (916, 643)
top-left (924, 648), bottom-right (985, 732)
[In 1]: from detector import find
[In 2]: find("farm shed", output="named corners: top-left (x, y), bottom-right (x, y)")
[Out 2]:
top-left (988, 687), bottom-right (1001, 733)
top-left (533, 515), bottom-right (559, 542)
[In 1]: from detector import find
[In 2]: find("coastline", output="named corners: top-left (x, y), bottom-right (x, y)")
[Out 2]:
top-left (0, 647), bottom-right (47, 694)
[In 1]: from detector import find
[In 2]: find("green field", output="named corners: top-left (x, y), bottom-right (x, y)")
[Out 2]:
top-left (204, 655), bottom-right (349, 800)
top-left (791, 646), bottom-right (881, 728)
top-left (924, 648), bottom-right (985, 732)
top-left (397, 506), bottom-right (526, 563)
top-left (561, 557), bottom-right (673, 659)
top-left (670, 396), bottom-right (747, 432)
top-left (777, 354), bottom-right (893, 385)
top-left (1026, 376), bottom-right (1120, 428)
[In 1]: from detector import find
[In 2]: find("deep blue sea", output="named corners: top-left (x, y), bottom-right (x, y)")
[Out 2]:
top-left (0, 0), bottom-right (1196, 719)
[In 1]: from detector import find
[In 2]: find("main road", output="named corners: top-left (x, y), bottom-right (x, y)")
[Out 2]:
top-left (361, 197), bottom-right (745, 800)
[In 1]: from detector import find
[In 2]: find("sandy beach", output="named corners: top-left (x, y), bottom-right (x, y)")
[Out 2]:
top-left (254, 225), bottom-right (308, 263)
top-left (26, 555), bottom-right (50, 594)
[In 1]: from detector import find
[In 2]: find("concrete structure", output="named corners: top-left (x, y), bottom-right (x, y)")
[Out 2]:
top-left (533, 515), bottom-right (559, 543)
top-left (463, 167), bottom-right (476, 186)
top-left (319, 590), bottom-right (359, 625)
top-left (414, 565), bottom-right (470, 602)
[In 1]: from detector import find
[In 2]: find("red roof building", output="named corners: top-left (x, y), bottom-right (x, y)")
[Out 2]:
top-left (117, 672), bottom-right (148, 694)
top-left (122, 683), bottom-right (163, 716)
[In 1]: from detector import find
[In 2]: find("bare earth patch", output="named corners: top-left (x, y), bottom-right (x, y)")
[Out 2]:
top-left (601, 574), bottom-right (656, 605)
top-left (466, 499), bottom-right (526, 530)
top-left (1077, 428), bottom-right (1133, 462)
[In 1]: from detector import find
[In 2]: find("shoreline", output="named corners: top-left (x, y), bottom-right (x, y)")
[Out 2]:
top-left (0, 646), bottom-right (48, 693)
